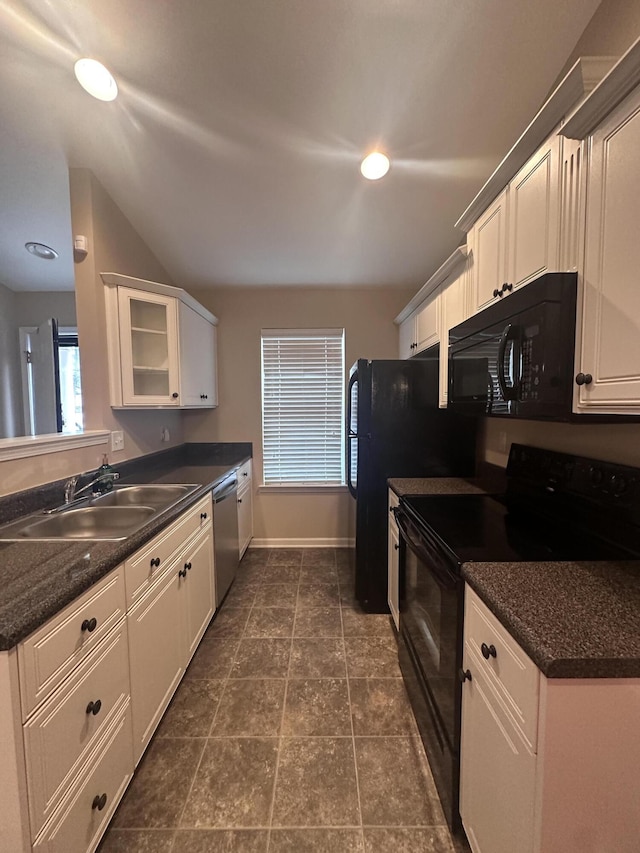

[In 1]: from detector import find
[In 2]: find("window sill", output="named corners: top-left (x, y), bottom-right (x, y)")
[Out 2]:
top-left (258, 484), bottom-right (349, 495)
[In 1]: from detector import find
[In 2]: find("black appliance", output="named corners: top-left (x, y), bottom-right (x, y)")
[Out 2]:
top-left (346, 353), bottom-right (477, 613)
top-left (448, 272), bottom-right (578, 420)
top-left (394, 443), bottom-right (640, 833)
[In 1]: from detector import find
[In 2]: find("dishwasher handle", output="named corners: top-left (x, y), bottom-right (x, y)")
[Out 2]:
top-left (213, 474), bottom-right (238, 503)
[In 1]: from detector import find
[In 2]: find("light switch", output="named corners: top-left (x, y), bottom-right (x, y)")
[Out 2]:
top-left (111, 430), bottom-right (125, 452)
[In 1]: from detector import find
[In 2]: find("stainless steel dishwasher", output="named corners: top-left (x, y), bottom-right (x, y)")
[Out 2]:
top-left (212, 472), bottom-right (240, 606)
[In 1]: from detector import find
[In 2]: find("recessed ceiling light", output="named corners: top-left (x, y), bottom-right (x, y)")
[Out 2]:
top-left (360, 151), bottom-right (390, 180)
top-left (74, 58), bottom-right (118, 101)
top-left (25, 242), bottom-right (58, 260)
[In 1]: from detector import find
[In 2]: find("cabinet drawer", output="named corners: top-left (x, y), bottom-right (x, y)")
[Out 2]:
top-left (33, 704), bottom-right (133, 853)
top-left (464, 586), bottom-right (539, 750)
top-left (236, 459), bottom-right (252, 485)
top-left (125, 493), bottom-right (212, 606)
top-left (24, 622), bottom-right (130, 836)
top-left (388, 489), bottom-right (400, 513)
top-left (19, 566), bottom-right (126, 719)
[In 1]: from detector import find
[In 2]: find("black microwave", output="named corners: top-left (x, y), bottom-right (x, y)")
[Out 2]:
top-left (448, 272), bottom-right (577, 420)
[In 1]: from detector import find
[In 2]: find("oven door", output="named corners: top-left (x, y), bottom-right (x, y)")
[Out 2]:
top-left (395, 506), bottom-right (464, 831)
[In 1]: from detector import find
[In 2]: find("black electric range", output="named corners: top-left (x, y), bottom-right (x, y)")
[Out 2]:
top-left (394, 444), bottom-right (640, 834)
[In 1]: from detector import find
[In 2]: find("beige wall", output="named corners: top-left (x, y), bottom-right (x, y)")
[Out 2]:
top-left (183, 286), bottom-right (413, 543)
top-left (0, 283), bottom-right (23, 439)
top-left (482, 0), bottom-right (640, 471)
top-left (0, 170), bottom-right (184, 496)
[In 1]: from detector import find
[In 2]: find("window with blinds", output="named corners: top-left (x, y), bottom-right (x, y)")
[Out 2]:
top-left (261, 329), bottom-right (345, 486)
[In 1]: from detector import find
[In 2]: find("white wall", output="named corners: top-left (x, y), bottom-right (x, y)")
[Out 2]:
top-left (0, 283), bottom-right (23, 439)
top-left (183, 285), bottom-right (414, 543)
top-left (0, 170), bottom-right (184, 496)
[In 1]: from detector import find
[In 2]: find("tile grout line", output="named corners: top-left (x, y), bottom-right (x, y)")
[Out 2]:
top-left (341, 598), bottom-right (366, 849)
top-left (264, 552), bottom-right (302, 850)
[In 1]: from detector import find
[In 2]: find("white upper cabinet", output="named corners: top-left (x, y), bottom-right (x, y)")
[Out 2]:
top-left (469, 187), bottom-right (509, 313)
top-left (575, 84), bottom-right (640, 412)
top-left (439, 262), bottom-right (469, 408)
top-left (103, 273), bottom-right (218, 409)
top-left (507, 132), bottom-right (561, 289)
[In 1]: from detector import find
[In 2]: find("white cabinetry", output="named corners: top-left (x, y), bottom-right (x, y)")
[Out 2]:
top-left (574, 84), bottom-right (640, 413)
top-left (126, 494), bottom-right (214, 763)
top-left (460, 585), bottom-right (640, 853)
top-left (103, 273), bottom-right (218, 409)
top-left (237, 460), bottom-right (253, 559)
top-left (387, 489), bottom-right (400, 631)
top-left (439, 262), bottom-right (469, 408)
top-left (469, 132), bottom-right (561, 315)
top-left (398, 293), bottom-right (440, 357)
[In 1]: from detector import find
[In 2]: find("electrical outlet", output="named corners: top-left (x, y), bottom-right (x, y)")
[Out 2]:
top-left (110, 430), bottom-right (125, 452)
top-left (160, 426), bottom-right (171, 443)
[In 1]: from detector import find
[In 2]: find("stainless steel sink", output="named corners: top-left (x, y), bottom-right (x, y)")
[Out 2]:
top-left (91, 484), bottom-right (195, 508)
top-left (15, 506), bottom-right (156, 540)
top-left (0, 483), bottom-right (201, 541)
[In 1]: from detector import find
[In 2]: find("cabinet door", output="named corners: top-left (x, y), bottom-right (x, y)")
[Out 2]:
top-left (414, 293), bottom-right (440, 354)
top-left (387, 491), bottom-right (400, 631)
top-left (459, 656), bottom-right (536, 853)
top-left (179, 304), bottom-right (218, 407)
top-left (127, 566), bottom-right (184, 764)
top-left (439, 265), bottom-right (469, 407)
top-left (182, 527), bottom-right (215, 664)
top-left (238, 482), bottom-right (253, 559)
top-left (117, 288), bottom-right (180, 407)
top-left (398, 315), bottom-right (416, 359)
top-left (470, 187), bottom-right (508, 313)
top-left (507, 133), bottom-right (560, 289)
top-left (577, 86), bottom-right (640, 412)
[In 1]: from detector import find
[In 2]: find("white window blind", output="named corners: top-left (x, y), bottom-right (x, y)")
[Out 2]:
top-left (261, 328), bottom-right (345, 486)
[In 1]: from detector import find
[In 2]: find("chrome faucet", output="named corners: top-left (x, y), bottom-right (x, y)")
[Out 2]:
top-left (63, 469), bottom-right (119, 504)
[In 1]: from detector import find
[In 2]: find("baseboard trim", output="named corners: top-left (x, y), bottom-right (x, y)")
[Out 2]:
top-left (249, 538), bottom-right (355, 549)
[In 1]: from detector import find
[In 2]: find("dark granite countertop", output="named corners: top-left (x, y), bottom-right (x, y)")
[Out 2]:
top-left (463, 561), bottom-right (640, 679)
top-left (388, 477), bottom-right (490, 497)
top-left (0, 443), bottom-right (251, 650)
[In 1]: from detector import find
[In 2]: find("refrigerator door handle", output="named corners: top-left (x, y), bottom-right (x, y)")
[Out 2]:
top-left (346, 370), bottom-right (358, 498)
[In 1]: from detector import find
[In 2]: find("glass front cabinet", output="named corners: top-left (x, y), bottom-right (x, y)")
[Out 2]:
top-left (104, 275), bottom-right (218, 409)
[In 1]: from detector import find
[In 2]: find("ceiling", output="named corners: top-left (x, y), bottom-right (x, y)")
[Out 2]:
top-left (0, 0), bottom-right (603, 293)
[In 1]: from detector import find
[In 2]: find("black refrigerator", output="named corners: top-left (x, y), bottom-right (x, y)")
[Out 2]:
top-left (346, 352), bottom-right (478, 613)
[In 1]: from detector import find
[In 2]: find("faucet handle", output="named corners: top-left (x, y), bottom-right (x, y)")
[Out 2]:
top-left (64, 476), bottom-right (78, 503)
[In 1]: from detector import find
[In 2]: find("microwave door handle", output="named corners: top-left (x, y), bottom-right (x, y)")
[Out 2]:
top-left (497, 323), bottom-right (520, 402)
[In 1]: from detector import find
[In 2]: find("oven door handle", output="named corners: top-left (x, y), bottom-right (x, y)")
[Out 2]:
top-left (394, 508), bottom-right (458, 591)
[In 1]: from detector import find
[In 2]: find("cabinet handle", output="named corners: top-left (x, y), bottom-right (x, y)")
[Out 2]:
top-left (81, 617), bottom-right (97, 633)
top-left (503, 282), bottom-right (513, 293)
top-left (481, 642), bottom-right (497, 660)
top-left (185, 562), bottom-right (192, 571)
top-left (238, 498), bottom-right (242, 504)
top-left (150, 557), bottom-right (161, 568)
top-left (92, 793), bottom-right (107, 811)
top-left (86, 699), bottom-right (102, 716)
top-left (493, 288), bottom-right (500, 298)
top-left (178, 567), bottom-right (187, 579)
top-left (172, 392), bottom-right (179, 399)
top-left (575, 372), bottom-right (593, 386)
top-left (200, 394), bottom-right (208, 399)
top-left (458, 668), bottom-right (472, 683)
top-left (243, 472), bottom-right (248, 477)
top-left (200, 512), bottom-right (208, 520)
top-left (394, 543), bottom-right (399, 550)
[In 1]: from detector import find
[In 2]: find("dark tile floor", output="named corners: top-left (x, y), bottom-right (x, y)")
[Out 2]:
top-left (99, 548), bottom-right (468, 853)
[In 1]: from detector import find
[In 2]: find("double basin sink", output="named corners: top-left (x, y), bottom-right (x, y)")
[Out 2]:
top-left (0, 484), bottom-right (200, 542)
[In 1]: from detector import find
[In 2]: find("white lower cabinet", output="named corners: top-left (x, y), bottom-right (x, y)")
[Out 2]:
top-left (237, 460), bottom-right (253, 559)
top-left (33, 705), bottom-right (133, 853)
top-left (387, 489), bottom-right (400, 630)
top-left (128, 562), bottom-right (184, 764)
top-left (460, 585), bottom-right (640, 853)
top-left (128, 519), bottom-right (214, 764)
top-left (1, 490), bottom-right (220, 853)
